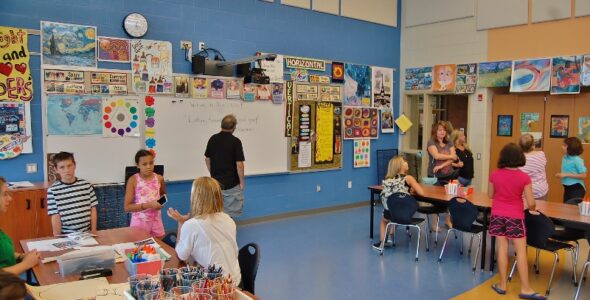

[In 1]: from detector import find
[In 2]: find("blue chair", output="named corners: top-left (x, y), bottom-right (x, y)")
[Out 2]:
top-left (376, 192), bottom-right (428, 261)
top-left (438, 197), bottom-right (484, 271)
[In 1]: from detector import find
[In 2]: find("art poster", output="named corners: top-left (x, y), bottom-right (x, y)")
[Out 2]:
top-left (550, 56), bottom-right (581, 95)
top-left (331, 62), bottom-right (344, 83)
top-left (243, 84), bottom-right (256, 102)
top-left (98, 37), bottom-right (130, 63)
top-left (256, 84), bottom-right (271, 101)
top-left (296, 83), bottom-right (318, 101)
top-left (520, 112), bottom-right (541, 133)
top-left (0, 102), bottom-right (27, 159)
top-left (404, 67), bottom-right (432, 91)
top-left (191, 77), bottom-right (208, 99)
top-left (344, 64), bottom-right (371, 106)
top-left (550, 115), bottom-right (569, 138)
top-left (372, 67), bottom-right (393, 109)
top-left (578, 116), bottom-right (590, 144)
top-left (455, 63), bottom-right (477, 94)
top-left (260, 53), bottom-right (284, 83)
top-left (90, 72), bottom-right (128, 95)
top-left (46, 153), bottom-right (59, 183)
top-left (343, 106), bottom-right (379, 139)
top-left (380, 109), bottom-right (394, 133)
top-left (432, 64), bottom-right (456, 92)
top-left (271, 83), bottom-right (284, 104)
top-left (315, 102), bottom-right (334, 164)
top-left (130, 39), bottom-right (173, 94)
top-left (583, 55), bottom-right (590, 86)
top-left (497, 115), bottom-right (513, 137)
top-left (353, 139), bottom-right (370, 168)
top-left (309, 75), bottom-right (330, 84)
top-left (144, 95), bottom-right (156, 151)
top-left (0, 26), bottom-right (32, 101)
top-left (209, 79), bottom-right (225, 99)
top-left (318, 85), bottom-right (341, 102)
top-left (226, 79), bottom-right (242, 100)
top-left (41, 21), bottom-right (97, 68)
top-left (510, 58), bottom-right (551, 92)
top-left (102, 97), bottom-right (139, 137)
top-left (290, 69), bottom-right (309, 82)
top-left (478, 61), bottom-right (512, 88)
top-left (46, 94), bottom-right (102, 135)
top-left (174, 76), bottom-right (190, 98)
top-left (44, 69), bottom-right (85, 94)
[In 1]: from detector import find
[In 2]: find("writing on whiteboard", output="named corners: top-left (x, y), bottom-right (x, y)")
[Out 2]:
top-left (186, 101), bottom-right (260, 132)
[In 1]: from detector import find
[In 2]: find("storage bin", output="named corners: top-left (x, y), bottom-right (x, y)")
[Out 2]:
top-left (57, 248), bottom-right (115, 276)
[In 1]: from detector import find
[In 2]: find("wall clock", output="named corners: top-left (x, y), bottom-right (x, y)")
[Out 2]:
top-left (123, 13), bottom-right (148, 38)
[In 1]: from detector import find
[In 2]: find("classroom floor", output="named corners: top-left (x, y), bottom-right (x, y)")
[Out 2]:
top-left (237, 206), bottom-right (590, 300)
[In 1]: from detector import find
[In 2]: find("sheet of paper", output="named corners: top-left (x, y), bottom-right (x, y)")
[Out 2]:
top-left (8, 181), bottom-right (34, 188)
top-left (298, 141), bottom-right (312, 168)
top-left (27, 278), bottom-right (110, 300)
top-left (27, 237), bottom-right (98, 252)
top-left (395, 114), bottom-right (413, 133)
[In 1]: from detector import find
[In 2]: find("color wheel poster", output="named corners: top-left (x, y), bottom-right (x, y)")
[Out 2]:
top-left (510, 58), bottom-right (551, 92)
top-left (102, 97), bottom-right (139, 137)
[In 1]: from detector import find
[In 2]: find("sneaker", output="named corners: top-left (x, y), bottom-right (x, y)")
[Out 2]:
top-left (372, 242), bottom-right (384, 250)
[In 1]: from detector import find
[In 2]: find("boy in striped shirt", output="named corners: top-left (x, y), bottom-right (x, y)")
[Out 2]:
top-left (47, 152), bottom-right (98, 236)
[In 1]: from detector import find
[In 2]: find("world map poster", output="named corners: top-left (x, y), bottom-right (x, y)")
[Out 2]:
top-left (46, 94), bottom-right (102, 135)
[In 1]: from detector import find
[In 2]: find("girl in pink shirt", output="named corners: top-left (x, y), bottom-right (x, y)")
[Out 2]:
top-left (489, 143), bottom-right (544, 300)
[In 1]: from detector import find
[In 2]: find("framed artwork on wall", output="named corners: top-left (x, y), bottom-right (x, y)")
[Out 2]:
top-left (550, 115), bottom-right (569, 138)
top-left (497, 115), bottom-right (513, 137)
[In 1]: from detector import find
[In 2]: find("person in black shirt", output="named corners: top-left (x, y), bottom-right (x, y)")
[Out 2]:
top-left (450, 129), bottom-right (474, 186)
top-left (205, 115), bottom-right (245, 218)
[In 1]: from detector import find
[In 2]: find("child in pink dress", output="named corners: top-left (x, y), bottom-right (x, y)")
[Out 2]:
top-left (124, 150), bottom-right (167, 238)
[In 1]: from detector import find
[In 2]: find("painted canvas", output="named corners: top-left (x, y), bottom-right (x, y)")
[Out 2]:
top-left (41, 21), bottom-right (97, 68)
top-left (191, 77), bottom-right (208, 99)
top-left (510, 58), bottom-right (551, 92)
top-left (0, 26), bottom-right (32, 101)
top-left (353, 139), bottom-right (370, 168)
top-left (102, 97), bottom-right (139, 137)
top-left (174, 76), bottom-right (189, 97)
top-left (98, 37), bottom-right (130, 63)
top-left (497, 115), bottom-right (512, 137)
top-left (478, 61), bottom-right (512, 88)
top-left (46, 94), bottom-right (102, 135)
top-left (130, 39), bottom-right (173, 94)
top-left (0, 102), bottom-right (27, 159)
top-left (520, 112), bottom-right (541, 132)
top-left (343, 106), bottom-right (379, 139)
top-left (578, 116), bottom-right (590, 144)
top-left (344, 64), bottom-right (371, 106)
top-left (551, 56), bottom-right (581, 94)
top-left (432, 64), bottom-right (456, 92)
top-left (455, 63), bottom-right (477, 94)
top-left (550, 115), bottom-right (569, 138)
top-left (380, 109), bottom-right (394, 133)
top-left (583, 55), bottom-right (590, 86)
top-left (404, 67), bottom-right (432, 91)
top-left (226, 79), bottom-right (242, 100)
top-left (209, 79), bottom-right (225, 99)
top-left (371, 67), bottom-right (393, 109)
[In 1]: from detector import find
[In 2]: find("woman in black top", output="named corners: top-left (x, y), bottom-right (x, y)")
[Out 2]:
top-left (451, 130), bottom-right (474, 186)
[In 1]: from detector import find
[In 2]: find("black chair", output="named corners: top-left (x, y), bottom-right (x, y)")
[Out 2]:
top-left (375, 193), bottom-right (428, 261)
top-left (417, 202), bottom-right (447, 246)
top-left (161, 232), bottom-right (177, 248)
top-left (238, 243), bottom-right (260, 294)
top-left (548, 198), bottom-right (584, 284)
top-left (438, 197), bottom-right (484, 271)
top-left (508, 210), bottom-right (577, 295)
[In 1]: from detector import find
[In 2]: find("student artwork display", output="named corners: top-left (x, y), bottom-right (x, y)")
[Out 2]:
top-left (41, 21), bottom-right (97, 68)
top-left (583, 55), bottom-right (590, 86)
top-left (191, 77), bottom-right (208, 99)
top-left (455, 63), bottom-right (477, 94)
top-left (0, 102), bottom-right (27, 159)
top-left (551, 56), bottom-right (581, 95)
top-left (478, 61), bottom-right (512, 88)
top-left (44, 69), bottom-right (85, 94)
top-left (271, 83), bottom-right (284, 104)
top-left (404, 67), bottom-right (432, 91)
top-left (315, 102), bottom-right (341, 164)
top-left (372, 67), bottom-right (393, 109)
top-left (98, 37), bottom-right (130, 63)
top-left (90, 72), bottom-right (128, 95)
top-left (579, 116), bottom-right (590, 143)
top-left (343, 106), bottom-right (379, 139)
top-left (344, 64), bottom-right (371, 106)
top-left (550, 115), bottom-right (569, 138)
top-left (255, 84), bottom-right (271, 101)
top-left (243, 84), bottom-right (256, 102)
top-left (226, 79), bottom-right (242, 100)
top-left (144, 95), bottom-right (156, 151)
top-left (380, 109), bottom-right (394, 133)
top-left (46, 94), bottom-right (102, 135)
top-left (0, 26), bottom-right (32, 101)
top-left (290, 69), bottom-right (309, 82)
top-left (331, 62), bottom-right (344, 83)
top-left (174, 76), bottom-right (190, 97)
top-left (309, 75), bottom-right (330, 84)
top-left (318, 85), bottom-right (342, 102)
top-left (260, 53), bottom-right (284, 83)
top-left (497, 115), bottom-right (513, 137)
top-left (433, 64), bottom-right (456, 92)
top-left (209, 79), bottom-right (225, 99)
top-left (520, 112), bottom-right (541, 132)
top-left (510, 58), bottom-right (551, 92)
top-left (102, 97), bottom-right (139, 137)
top-left (296, 83), bottom-right (318, 101)
top-left (353, 139), bottom-right (370, 168)
top-left (130, 39), bottom-right (173, 94)
top-left (284, 81), bottom-right (294, 137)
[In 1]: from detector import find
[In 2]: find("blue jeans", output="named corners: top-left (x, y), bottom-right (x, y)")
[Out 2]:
top-left (458, 176), bottom-right (472, 186)
top-left (222, 184), bottom-right (244, 218)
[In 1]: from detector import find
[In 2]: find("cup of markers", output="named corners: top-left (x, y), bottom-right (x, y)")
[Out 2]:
top-left (579, 197), bottom-right (590, 216)
top-left (159, 268), bottom-right (179, 292)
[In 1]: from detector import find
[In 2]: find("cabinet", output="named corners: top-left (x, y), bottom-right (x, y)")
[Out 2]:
top-left (0, 184), bottom-right (50, 251)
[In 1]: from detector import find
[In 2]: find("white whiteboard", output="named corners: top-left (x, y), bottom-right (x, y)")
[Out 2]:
top-left (532, 0), bottom-right (571, 23)
top-left (152, 97), bottom-right (289, 181)
top-left (405, 0), bottom-right (474, 28)
top-left (476, 0), bottom-right (528, 30)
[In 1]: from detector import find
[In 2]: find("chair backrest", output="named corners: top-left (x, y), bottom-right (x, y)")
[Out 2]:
top-left (565, 197), bottom-right (583, 205)
top-left (524, 210), bottom-right (554, 248)
top-left (386, 192), bottom-right (418, 224)
top-left (124, 165), bottom-right (165, 185)
top-left (448, 197), bottom-right (478, 232)
top-left (161, 232), bottom-right (177, 248)
top-left (376, 149), bottom-right (398, 184)
top-left (238, 243), bottom-right (260, 295)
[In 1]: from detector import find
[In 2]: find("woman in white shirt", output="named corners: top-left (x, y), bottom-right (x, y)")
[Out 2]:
top-left (167, 177), bottom-right (241, 283)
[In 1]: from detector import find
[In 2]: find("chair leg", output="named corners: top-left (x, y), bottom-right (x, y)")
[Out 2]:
top-left (535, 249), bottom-right (540, 274)
top-left (546, 252), bottom-right (559, 295)
top-left (434, 214), bottom-right (440, 245)
top-left (570, 248), bottom-right (577, 285)
top-left (459, 232), bottom-right (464, 255)
top-left (472, 233), bottom-right (481, 272)
top-left (424, 221), bottom-right (430, 252)
top-left (406, 226), bottom-right (411, 237)
top-left (414, 225), bottom-right (421, 262)
top-left (468, 234), bottom-right (474, 255)
top-left (574, 261), bottom-right (590, 300)
top-left (392, 224), bottom-right (397, 246)
top-left (508, 257), bottom-right (517, 282)
top-left (438, 229), bottom-right (453, 262)
top-left (379, 223), bottom-right (394, 255)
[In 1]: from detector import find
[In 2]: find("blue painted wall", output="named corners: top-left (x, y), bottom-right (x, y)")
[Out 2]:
top-left (1, 0), bottom-right (401, 229)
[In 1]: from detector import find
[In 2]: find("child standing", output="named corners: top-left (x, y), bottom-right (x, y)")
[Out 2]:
top-left (451, 129), bottom-right (474, 187)
top-left (47, 152), bottom-right (98, 236)
top-left (125, 150), bottom-right (167, 238)
top-left (489, 143), bottom-right (545, 300)
top-left (556, 137), bottom-right (587, 202)
top-left (167, 177), bottom-right (241, 283)
top-left (373, 156), bottom-right (424, 250)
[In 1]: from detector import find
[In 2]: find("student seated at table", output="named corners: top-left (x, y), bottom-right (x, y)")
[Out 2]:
top-left (0, 177), bottom-right (41, 276)
top-left (373, 156), bottom-right (425, 250)
top-left (47, 152), bottom-right (98, 236)
top-left (0, 270), bottom-right (26, 300)
top-left (167, 177), bottom-right (241, 283)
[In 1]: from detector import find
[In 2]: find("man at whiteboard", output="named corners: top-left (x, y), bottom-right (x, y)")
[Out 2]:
top-left (205, 114), bottom-right (245, 218)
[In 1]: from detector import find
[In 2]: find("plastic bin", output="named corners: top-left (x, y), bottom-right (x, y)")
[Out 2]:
top-left (57, 248), bottom-right (116, 276)
top-left (124, 248), bottom-right (165, 276)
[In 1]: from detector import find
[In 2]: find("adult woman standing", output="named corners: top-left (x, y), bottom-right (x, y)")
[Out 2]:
top-left (0, 177), bottom-right (41, 275)
top-left (451, 130), bottom-right (474, 186)
top-left (427, 121), bottom-right (458, 186)
top-left (518, 134), bottom-right (548, 200)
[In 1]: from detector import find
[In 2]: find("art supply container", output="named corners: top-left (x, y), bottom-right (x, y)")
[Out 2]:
top-left (180, 271), bottom-right (201, 286)
top-left (135, 279), bottom-right (160, 300)
top-left (178, 293), bottom-right (213, 300)
top-left (159, 268), bottom-right (179, 292)
top-left (143, 291), bottom-right (173, 300)
top-left (170, 286), bottom-right (193, 298)
top-left (129, 274), bottom-right (152, 299)
top-left (192, 279), bottom-right (213, 294)
top-left (210, 283), bottom-right (235, 300)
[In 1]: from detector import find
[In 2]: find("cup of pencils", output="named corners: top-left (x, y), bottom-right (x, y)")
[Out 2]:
top-left (129, 274), bottom-right (152, 299)
top-left (142, 290), bottom-right (173, 300)
top-left (135, 279), bottom-right (160, 300)
top-left (210, 282), bottom-right (235, 300)
top-left (192, 278), bottom-right (215, 294)
top-left (178, 292), bottom-right (213, 300)
top-left (170, 286), bottom-right (193, 297)
top-left (180, 266), bottom-right (204, 286)
top-left (159, 268), bottom-right (179, 292)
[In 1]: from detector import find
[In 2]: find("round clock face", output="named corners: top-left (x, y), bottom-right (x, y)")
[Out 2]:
top-left (123, 13), bottom-right (148, 38)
